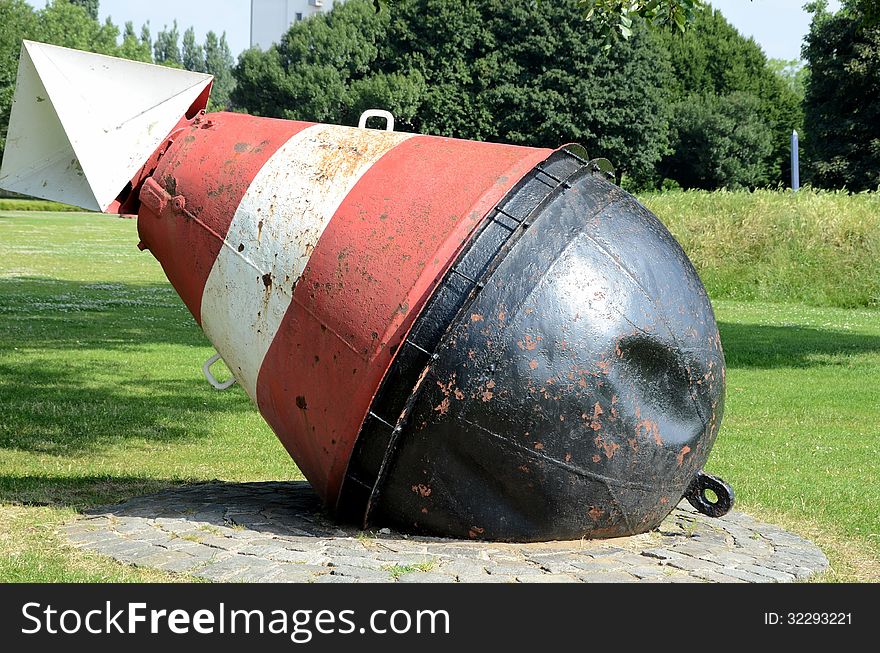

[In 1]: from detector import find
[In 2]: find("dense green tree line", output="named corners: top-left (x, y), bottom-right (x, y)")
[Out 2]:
top-left (234, 0), bottom-right (802, 190)
top-left (802, 0), bottom-right (880, 191)
top-left (236, 0), bottom-right (675, 186)
top-left (655, 7), bottom-right (802, 189)
top-left (1, 0), bottom-right (878, 191)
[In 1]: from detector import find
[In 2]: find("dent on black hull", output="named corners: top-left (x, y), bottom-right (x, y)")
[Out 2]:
top-left (338, 148), bottom-right (730, 542)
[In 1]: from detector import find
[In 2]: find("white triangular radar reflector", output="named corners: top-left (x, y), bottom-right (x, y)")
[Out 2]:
top-left (0, 41), bottom-right (213, 211)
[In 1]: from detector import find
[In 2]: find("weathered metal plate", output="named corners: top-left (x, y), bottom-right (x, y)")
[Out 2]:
top-left (369, 168), bottom-right (726, 542)
top-left (0, 41), bottom-right (212, 211)
top-left (257, 134), bottom-right (551, 502)
top-left (139, 113), bottom-right (551, 505)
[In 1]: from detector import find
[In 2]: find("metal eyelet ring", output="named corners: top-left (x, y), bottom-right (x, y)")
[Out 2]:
top-left (202, 353), bottom-right (237, 390)
top-left (684, 471), bottom-right (734, 518)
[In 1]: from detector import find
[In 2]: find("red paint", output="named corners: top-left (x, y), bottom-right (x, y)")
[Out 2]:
top-left (136, 111), bottom-right (551, 507)
top-left (257, 134), bottom-right (550, 503)
top-left (137, 112), bottom-right (312, 322)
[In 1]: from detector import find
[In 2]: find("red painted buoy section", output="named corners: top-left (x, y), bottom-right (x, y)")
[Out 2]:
top-left (1, 42), bottom-right (736, 542)
top-left (136, 111), bottom-right (551, 505)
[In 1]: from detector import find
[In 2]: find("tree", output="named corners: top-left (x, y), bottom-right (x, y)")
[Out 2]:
top-left (235, 0), bottom-right (673, 186)
top-left (767, 58), bottom-right (808, 103)
top-left (660, 92), bottom-right (773, 189)
top-left (182, 27), bottom-right (206, 73)
top-left (204, 31), bottom-right (235, 110)
top-left (803, 1), bottom-right (880, 190)
top-left (376, 0), bottom-right (711, 40)
top-left (0, 0), bottom-right (37, 157)
top-left (154, 20), bottom-right (182, 67)
top-left (654, 7), bottom-right (802, 186)
top-left (119, 20), bottom-right (152, 63)
top-left (576, 0), bottom-right (708, 40)
top-left (140, 22), bottom-right (152, 55)
top-left (67, 0), bottom-right (99, 21)
top-left (36, 0), bottom-right (119, 55)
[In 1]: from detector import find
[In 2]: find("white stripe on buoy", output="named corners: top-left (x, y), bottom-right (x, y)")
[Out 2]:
top-left (199, 123), bottom-right (415, 401)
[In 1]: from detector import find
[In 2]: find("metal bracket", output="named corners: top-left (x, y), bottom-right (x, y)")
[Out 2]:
top-left (202, 353), bottom-right (237, 390)
top-left (588, 158), bottom-right (615, 181)
top-left (685, 470), bottom-right (735, 517)
top-left (358, 109), bottom-right (395, 132)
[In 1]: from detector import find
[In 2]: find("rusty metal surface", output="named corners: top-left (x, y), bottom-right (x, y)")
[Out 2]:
top-left (198, 124), bottom-right (417, 403)
top-left (137, 111), bottom-right (552, 506)
top-left (257, 135), bottom-right (551, 503)
top-left (337, 146), bottom-right (588, 522)
top-left (361, 161), bottom-right (727, 542)
top-left (137, 112), bottom-right (308, 322)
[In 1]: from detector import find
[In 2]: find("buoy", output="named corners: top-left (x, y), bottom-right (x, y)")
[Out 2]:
top-left (0, 42), bottom-right (732, 541)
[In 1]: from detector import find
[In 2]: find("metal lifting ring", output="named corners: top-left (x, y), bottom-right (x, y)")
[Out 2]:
top-left (358, 109), bottom-right (395, 132)
top-left (202, 353), bottom-right (237, 390)
top-left (684, 470), bottom-right (735, 518)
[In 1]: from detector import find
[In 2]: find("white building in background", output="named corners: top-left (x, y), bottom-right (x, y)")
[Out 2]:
top-left (251, 0), bottom-right (348, 50)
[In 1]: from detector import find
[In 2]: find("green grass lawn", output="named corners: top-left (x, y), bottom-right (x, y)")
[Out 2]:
top-left (0, 211), bottom-right (877, 581)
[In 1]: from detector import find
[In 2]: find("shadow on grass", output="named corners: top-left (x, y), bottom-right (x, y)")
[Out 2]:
top-left (0, 277), bottom-right (256, 455)
top-left (719, 321), bottom-right (880, 369)
top-left (0, 277), bottom-right (206, 349)
top-left (0, 474), bottom-right (187, 510)
top-left (0, 361), bottom-right (257, 455)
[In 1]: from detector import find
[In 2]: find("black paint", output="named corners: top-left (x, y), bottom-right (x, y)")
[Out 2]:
top-left (337, 148), bottom-right (731, 542)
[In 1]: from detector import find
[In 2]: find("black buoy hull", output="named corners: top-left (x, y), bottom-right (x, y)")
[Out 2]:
top-left (338, 149), bottom-right (729, 542)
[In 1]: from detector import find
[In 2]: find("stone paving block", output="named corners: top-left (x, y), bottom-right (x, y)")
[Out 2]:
top-left (690, 569), bottom-right (747, 584)
top-left (737, 564), bottom-right (796, 582)
top-left (665, 575), bottom-right (706, 583)
top-left (665, 555), bottom-right (727, 574)
top-left (312, 574), bottom-right (353, 583)
top-left (569, 557), bottom-right (628, 572)
top-left (436, 560), bottom-right (488, 577)
top-left (327, 555), bottom-right (387, 570)
top-left (328, 566), bottom-right (393, 581)
top-left (719, 567), bottom-right (776, 583)
top-left (583, 547), bottom-right (627, 558)
top-left (459, 574), bottom-right (517, 583)
top-left (91, 537), bottom-right (149, 558)
top-left (267, 564), bottom-right (326, 583)
top-left (700, 549), bottom-right (761, 567)
top-left (525, 557), bottom-right (577, 575)
top-left (575, 571), bottom-right (639, 583)
top-left (137, 549), bottom-right (202, 573)
top-left (110, 541), bottom-right (167, 565)
top-left (59, 481), bottom-right (829, 584)
top-left (640, 548), bottom-right (676, 561)
top-left (627, 565), bottom-right (667, 579)
top-left (197, 556), bottom-right (281, 583)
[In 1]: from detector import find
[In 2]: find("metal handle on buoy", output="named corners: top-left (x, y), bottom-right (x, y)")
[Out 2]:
top-left (358, 109), bottom-right (395, 132)
top-left (684, 471), bottom-right (734, 517)
top-left (202, 353), bottom-right (237, 390)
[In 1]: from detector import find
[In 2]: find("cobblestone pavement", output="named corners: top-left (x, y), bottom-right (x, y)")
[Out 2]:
top-left (60, 481), bottom-right (828, 583)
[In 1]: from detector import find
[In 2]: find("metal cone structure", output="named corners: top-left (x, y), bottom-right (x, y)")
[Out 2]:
top-left (0, 42), bottom-right (213, 211)
top-left (0, 43), bottom-right (734, 542)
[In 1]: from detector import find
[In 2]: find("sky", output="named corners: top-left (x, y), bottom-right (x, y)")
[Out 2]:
top-left (24, 0), bottom-right (843, 62)
top-left (710, 0), bottom-right (841, 60)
